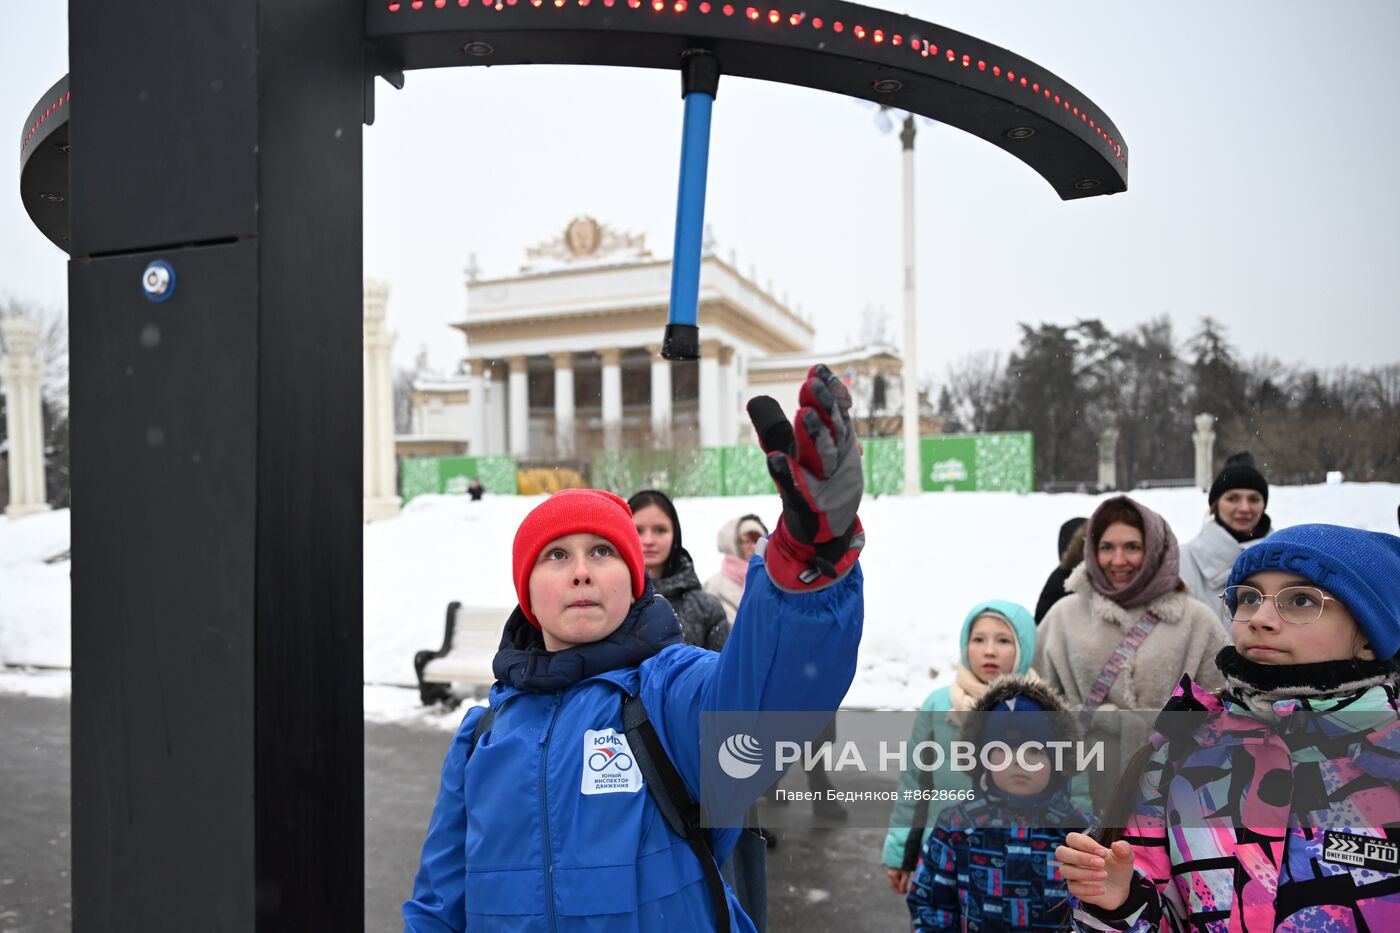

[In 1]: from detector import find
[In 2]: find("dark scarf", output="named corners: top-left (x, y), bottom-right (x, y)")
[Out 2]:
top-left (653, 547), bottom-right (703, 600)
top-left (492, 577), bottom-right (683, 692)
top-left (1214, 511), bottom-right (1272, 544)
top-left (1214, 646), bottom-right (1399, 716)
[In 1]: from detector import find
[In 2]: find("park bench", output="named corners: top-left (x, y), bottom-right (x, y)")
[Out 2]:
top-left (413, 601), bottom-right (510, 705)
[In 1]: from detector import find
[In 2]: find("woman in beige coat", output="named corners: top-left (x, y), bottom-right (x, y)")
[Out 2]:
top-left (1033, 495), bottom-right (1227, 809)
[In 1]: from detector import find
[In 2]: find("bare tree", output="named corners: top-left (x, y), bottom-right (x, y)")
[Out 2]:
top-left (937, 351), bottom-right (1008, 434)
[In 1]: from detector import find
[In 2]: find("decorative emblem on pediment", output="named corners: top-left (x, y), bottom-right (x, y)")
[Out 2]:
top-left (521, 216), bottom-right (652, 271)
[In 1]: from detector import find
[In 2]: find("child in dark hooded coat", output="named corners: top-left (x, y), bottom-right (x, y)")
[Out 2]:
top-left (908, 675), bottom-right (1092, 932)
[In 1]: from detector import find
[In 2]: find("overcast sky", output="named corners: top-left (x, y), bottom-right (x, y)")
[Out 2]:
top-left (5, 1), bottom-right (1398, 385)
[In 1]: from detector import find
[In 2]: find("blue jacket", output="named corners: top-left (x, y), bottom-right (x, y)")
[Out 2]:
top-left (907, 786), bottom-right (1091, 932)
top-left (404, 553), bottom-right (864, 932)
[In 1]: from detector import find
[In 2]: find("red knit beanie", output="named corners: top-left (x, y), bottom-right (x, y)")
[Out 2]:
top-left (511, 488), bottom-right (647, 628)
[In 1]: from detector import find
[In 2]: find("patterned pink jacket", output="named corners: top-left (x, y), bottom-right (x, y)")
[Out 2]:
top-left (1072, 674), bottom-right (1400, 932)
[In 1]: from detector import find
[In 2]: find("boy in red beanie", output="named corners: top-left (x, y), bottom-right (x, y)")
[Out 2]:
top-left (406, 365), bottom-right (866, 933)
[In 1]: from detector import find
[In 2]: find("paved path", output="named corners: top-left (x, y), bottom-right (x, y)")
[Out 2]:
top-left (1, 695), bottom-right (907, 932)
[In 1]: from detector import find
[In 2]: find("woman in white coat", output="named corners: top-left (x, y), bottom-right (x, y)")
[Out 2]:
top-left (704, 514), bottom-right (769, 624)
top-left (1179, 451), bottom-right (1271, 626)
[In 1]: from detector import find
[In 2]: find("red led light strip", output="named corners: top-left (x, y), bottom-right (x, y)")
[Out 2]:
top-left (378, 1), bottom-right (1124, 161)
top-left (20, 90), bottom-right (70, 155)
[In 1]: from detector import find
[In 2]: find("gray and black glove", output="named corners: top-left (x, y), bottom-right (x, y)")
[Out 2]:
top-left (746, 364), bottom-right (865, 591)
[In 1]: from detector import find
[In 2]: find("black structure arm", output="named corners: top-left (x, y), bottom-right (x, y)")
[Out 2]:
top-left (366, 0), bottom-right (1128, 197)
top-left (22, 0), bottom-right (1128, 251)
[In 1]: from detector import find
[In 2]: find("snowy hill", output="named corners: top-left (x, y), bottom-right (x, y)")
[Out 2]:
top-left (3, 483), bottom-right (1398, 716)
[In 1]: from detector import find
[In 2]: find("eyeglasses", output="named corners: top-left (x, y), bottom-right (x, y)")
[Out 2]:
top-left (1219, 584), bottom-right (1338, 625)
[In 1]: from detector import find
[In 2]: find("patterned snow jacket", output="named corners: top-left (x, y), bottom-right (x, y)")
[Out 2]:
top-left (1072, 673), bottom-right (1400, 933)
top-left (907, 786), bottom-right (1093, 932)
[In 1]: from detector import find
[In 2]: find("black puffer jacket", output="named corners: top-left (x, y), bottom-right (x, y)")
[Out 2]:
top-left (652, 548), bottom-right (730, 652)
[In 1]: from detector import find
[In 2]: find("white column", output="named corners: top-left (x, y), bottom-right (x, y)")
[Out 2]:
top-left (508, 355), bottom-right (530, 458)
top-left (362, 280), bottom-right (401, 522)
top-left (467, 359), bottom-right (488, 457)
top-left (552, 352), bottom-right (576, 459)
top-left (0, 319), bottom-right (50, 518)
top-left (1194, 413), bottom-right (1217, 491)
top-left (487, 366), bottom-right (506, 455)
top-left (26, 376), bottom-right (43, 507)
top-left (900, 115), bottom-right (922, 496)
top-left (600, 347), bottom-right (623, 452)
top-left (698, 339), bottom-right (721, 448)
top-left (647, 343), bottom-right (672, 447)
top-left (718, 345), bottom-right (737, 446)
top-left (1098, 425), bottom-right (1120, 492)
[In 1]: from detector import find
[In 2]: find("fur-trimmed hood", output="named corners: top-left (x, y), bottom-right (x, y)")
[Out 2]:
top-left (1064, 561), bottom-right (1196, 629)
top-left (714, 514), bottom-right (769, 559)
top-left (958, 673), bottom-right (1080, 746)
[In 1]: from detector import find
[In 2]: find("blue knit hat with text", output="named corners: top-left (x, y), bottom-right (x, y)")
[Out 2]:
top-left (1225, 524), bottom-right (1400, 660)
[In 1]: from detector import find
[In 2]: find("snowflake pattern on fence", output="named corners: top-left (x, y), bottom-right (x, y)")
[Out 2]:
top-left (862, 438), bottom-right (905, 496)
top-left (667, 449), bottom-right (725, 498)
top-left (400, 458), bottom-right (441, 503)
top-left (720, 446), bottom-right (773, 496)
top-left (474, 456), bottom-right (520, 495)
top-left (592, 449), bottom-right (730, 497)
top-left (401, 455), bottom-right (520, 500)
top-left (591, 450), bottom-right (642, 496)
top-left (973, 434), bottom-right (1034, 493)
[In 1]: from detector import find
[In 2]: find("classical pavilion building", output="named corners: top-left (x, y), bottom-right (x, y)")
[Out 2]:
top-left (399, 217), bottom-right (913, 462)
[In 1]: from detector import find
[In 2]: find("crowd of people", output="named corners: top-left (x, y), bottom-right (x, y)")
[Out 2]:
top-left (403, 367), bottom-right (1400, 932)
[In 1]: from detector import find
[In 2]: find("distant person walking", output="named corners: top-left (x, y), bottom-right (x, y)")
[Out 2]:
top-left (705, 514), bottom-right (770, 623)
top-left (1034, 495), bottom-right (1228, 809)
top-left (1180, 451), bottom-right (1271, 625)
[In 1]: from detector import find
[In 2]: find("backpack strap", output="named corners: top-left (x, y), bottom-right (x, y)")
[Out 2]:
top-left (468, 706), bottom-right (495, 758)
top-left (464, 698), bottom-right (732, 933)
top-left (623, 693), bottom-right (733, 933)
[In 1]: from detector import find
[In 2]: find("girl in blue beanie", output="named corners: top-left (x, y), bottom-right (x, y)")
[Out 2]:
top-left (1058, 524), bottom-right (1400, 932)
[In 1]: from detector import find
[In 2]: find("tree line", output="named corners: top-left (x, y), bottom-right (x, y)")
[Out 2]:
top-left (935, 317), bottom-right (1400, 489)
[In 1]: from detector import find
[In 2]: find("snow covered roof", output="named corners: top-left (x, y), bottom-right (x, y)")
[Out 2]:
top-left (747, 341), bottom-right (903, 373)
top-left (411, 376), bottom-right (472, 394)
top-left (395, 434), bottom-right (470, 444)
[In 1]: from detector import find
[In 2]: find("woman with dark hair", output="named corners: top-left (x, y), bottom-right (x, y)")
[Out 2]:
top-left (1033, 495), bottom-right (1228, 808)
top-left (1034, 517), bottom-right (1088, 624)
top-left (627, 489), bottom-right (730, 651)
top-left (1180, 451), bottom-right (1272, 626)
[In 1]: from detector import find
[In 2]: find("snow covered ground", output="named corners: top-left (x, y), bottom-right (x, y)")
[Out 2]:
top-left (3, 483), bottom-right (1398, 723)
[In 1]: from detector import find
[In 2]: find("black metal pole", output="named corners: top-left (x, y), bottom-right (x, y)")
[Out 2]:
top-left (68, 1), bottom-right (364, 929)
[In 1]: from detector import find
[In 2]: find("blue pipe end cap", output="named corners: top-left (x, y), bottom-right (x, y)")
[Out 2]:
top-left (661, 324), bottom-right (700, 361)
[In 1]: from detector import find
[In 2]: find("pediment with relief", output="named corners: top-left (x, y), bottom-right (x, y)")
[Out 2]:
top-left (520, 216), bottom-right (652, 273)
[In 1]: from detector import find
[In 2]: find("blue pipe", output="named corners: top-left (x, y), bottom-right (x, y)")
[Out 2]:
top-left (669, 90), bottom-right (713, 331)
top-left (663, 51), bottom-right (720, 361)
